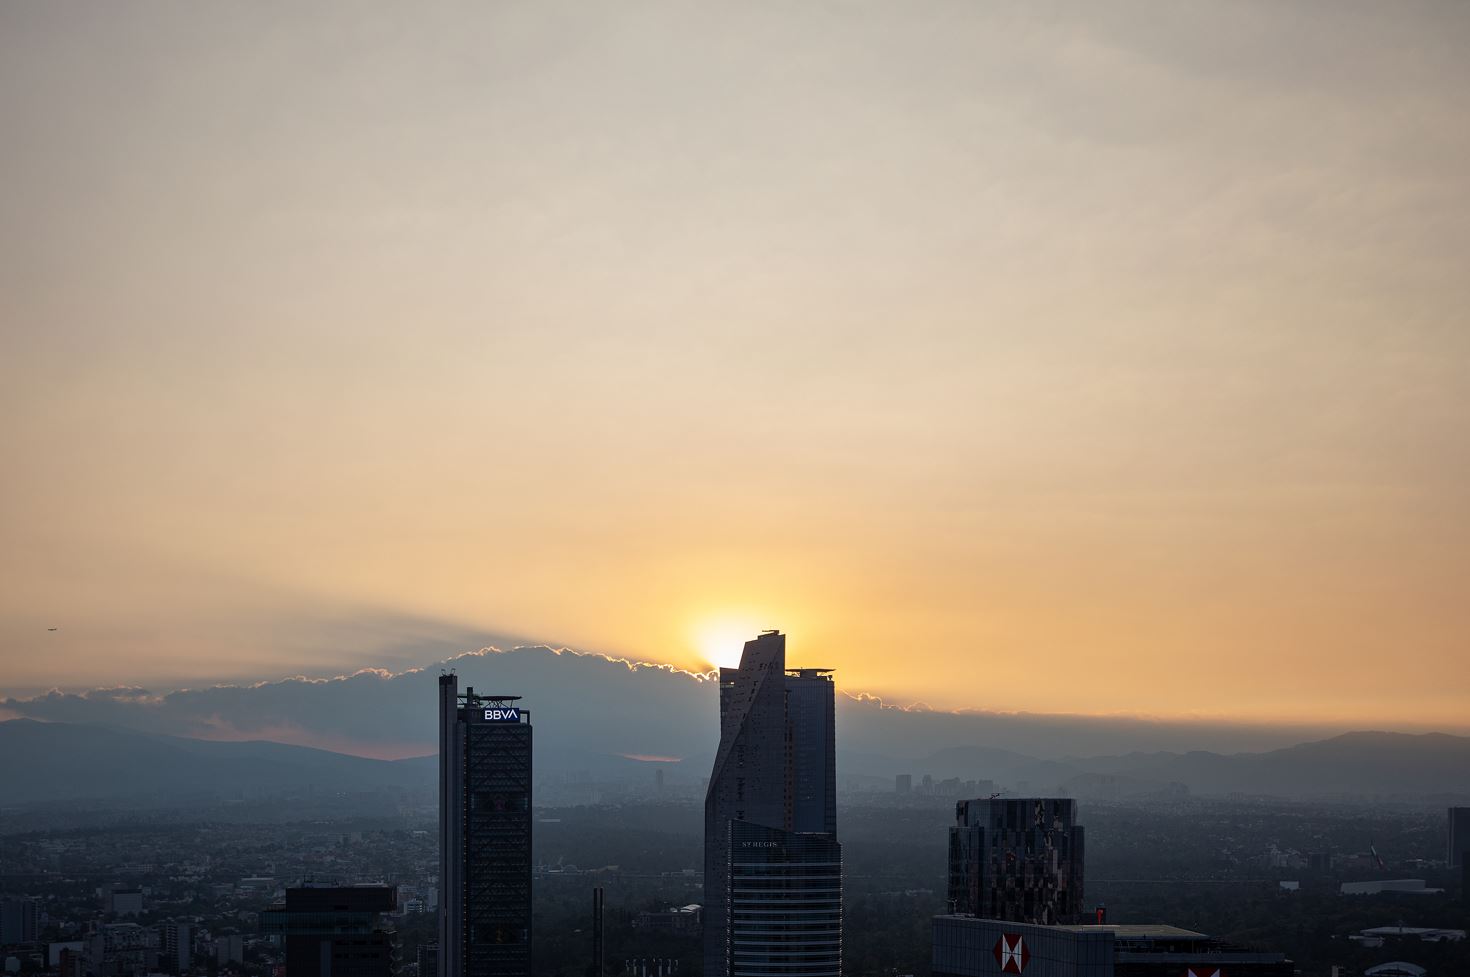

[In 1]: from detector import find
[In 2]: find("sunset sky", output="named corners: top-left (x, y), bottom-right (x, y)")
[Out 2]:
top-left (2, 2), bottom-right (1467, 728)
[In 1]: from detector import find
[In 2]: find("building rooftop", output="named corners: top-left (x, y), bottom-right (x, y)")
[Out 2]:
top-left (1057, 924), bottom-right (1207, 939)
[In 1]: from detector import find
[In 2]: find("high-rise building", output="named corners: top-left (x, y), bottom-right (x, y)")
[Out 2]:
top-left (1448, 807), bottom-right (1470, 869)
top-left (261, 885), bottom-right (396, 977)
top-left (215, 934), bottom-right (244, 967)
top-left (416, 944), bottom-right (438, 977)
top-left (895, 774), bottom-right (912, 795)
top-left (87, 923), bottom-right (153, 977)
top-left (438, 674), bottom-right (533, 977)
top-left (0, 897), bottom-right (38, 945)
top-left (948, 798), bottom-right (1084, 925)
top-left (703, 630), bottom-right (841, 977)
top-left (157, 922), bottom-right (191, 975)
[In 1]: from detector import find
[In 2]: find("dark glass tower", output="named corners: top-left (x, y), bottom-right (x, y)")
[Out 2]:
top-left (947, 797), bottom-right (1083, 925)
top-left (439, 674), bottom-right (533, 977)
top-left (704, 631), bottom-right (841, 977)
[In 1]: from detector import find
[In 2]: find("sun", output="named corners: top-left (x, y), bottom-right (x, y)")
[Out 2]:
top-left (693, 618), bottom-right (761, 671)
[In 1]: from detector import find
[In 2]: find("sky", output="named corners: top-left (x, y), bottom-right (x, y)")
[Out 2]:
top-left (1, 1), bottom-right (1467, 729)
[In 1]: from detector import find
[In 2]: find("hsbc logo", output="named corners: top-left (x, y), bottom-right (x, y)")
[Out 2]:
top-left (1186, 970), bottom-right (1222, 977)
top-left (992, 934), bottom-right (1029, 974)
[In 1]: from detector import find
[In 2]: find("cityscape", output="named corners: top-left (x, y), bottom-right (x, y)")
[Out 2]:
top-left (2, 632), bottom-right (1469, 977)
top-left (3, 3), bottom-right (1470, 977)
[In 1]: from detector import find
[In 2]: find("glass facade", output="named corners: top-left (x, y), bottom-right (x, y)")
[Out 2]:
top-left (705, 632), bottom-right (841, 977)
top-left (439, 676), bottom-right (532, 977)
top-left (947, 798), bottom-right (1083, 925)
top-left (729, 822), bottom-right (842, 977)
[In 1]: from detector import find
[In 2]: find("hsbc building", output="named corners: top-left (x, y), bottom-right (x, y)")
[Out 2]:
top-left (932, 916), bottom-right (1293, 977)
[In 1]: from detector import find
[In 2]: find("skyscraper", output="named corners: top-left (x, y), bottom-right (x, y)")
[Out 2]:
top-left (0, 897), bottom-right (37, 945)
top-left (157, 921), bottom-right (191, 975)
top-left (439, 674), bottom-right (533, 977)
top-left (1446, 805), bottom-right (1470, 887)
top-left (704, 630), bottom-right (841, 977)
top-left (948, 798), bottom-right (1084, 925)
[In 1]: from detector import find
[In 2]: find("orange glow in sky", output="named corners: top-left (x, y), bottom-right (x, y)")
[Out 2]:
top-left (1, 2), bottom-right (1469, 729)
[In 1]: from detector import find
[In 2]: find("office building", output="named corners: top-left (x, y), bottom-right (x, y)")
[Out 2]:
top-left (948, 798), bottom-right (1083, 925)
top-left (0, 898), bottom-right (37, 945)
top-left (215, 934), bottom-right (244, 967)
top-left (704, 630), bottom-right (841, 977)
top-left (87, 923), bottom-right (153, 977)
top-left (58, 947), bottom-right (85, 977)
top-left (438, 674), bottom-right (533, 977)
top-left (932, 915), bottom-right (1293, 977)
top-left (896, 774), bottom-right (912, 795)
top-left (416, 944), bottom-right (438, 977)
top-left (1449, 807), bottom-right (1470, 869)
top-left (106, 887), bottom-right (144, 917)
top-left (157, 922), bottom-right (191, 974)
top-left (261, 885), bottom-right (397, 977)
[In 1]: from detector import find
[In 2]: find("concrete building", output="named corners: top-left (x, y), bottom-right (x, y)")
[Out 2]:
top-left (948, 798), bottom-right (1084, 924)
top-left (87, 923), bottom-right (154, 977)
top-left (0, 899), bottom-right (37, 946)
top-left (106, 887), bottom-right (144, 917)
top-left (703, 631), bottom-right (841, 977)
top-left (632, 905), bottom-right (702, 933)
top-left (932, 916), bottom-right (1293, 977)
top-left (215, 934), bottom-right (244, 967)
top-left (1446, 805), bottom-right (1470, 881)
top-left (261, 885), bottom-right (396, 977)
top-left (157, 922), bottom-right (191, 974)
top-left (438, 675), bottom-right (533, 977)
top-left (1339, 879), bottom-right (1443, 896)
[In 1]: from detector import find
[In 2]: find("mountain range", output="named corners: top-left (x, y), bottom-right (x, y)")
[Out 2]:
top-left (3, 646), bottom-right (1467, 805)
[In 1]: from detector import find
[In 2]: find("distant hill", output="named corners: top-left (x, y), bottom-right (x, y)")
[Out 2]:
top-left (0, 646), bottom-right (1372, 769)
top-left (3, 647), bottom-right (1466, 804)
top-left (4, 716), bottom-right (1467, 808)
top-left (1069, 731), bottom-right (1470, 798)
top-left (0, 718), bottom-right (432, 804)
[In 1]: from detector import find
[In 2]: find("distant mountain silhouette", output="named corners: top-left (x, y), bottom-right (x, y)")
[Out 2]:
top-left (1069, 731), bottom-right (1470, 797)
top-left (2, 647), bottom-right (1466, 803)
top-left (4, 717), bottom-right (1466, 807)
top-left (0, 646), bottom-right (1371, 762)
top-left (0, 718), bottom-right (432, 804)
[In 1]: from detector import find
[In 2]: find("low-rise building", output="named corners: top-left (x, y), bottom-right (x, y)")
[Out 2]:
top-left (932, 915), bottom-right (1293, 977)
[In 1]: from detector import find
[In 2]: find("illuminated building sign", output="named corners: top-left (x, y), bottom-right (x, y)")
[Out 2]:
top-left (481, 707), bottom-right (522, 723)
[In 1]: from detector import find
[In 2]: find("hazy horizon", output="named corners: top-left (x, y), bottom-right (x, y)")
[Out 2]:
top-left (3, 644), bottom-right (1468, 767)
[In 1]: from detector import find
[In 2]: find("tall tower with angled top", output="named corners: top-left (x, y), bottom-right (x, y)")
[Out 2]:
top-left (703, 631), bottom-right (841, 977)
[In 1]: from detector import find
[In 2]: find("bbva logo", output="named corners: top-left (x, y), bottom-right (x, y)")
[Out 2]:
top-left (992, 934), bottom-right (1029, 974)
top-left (482, 707), bottom-right (522, 722)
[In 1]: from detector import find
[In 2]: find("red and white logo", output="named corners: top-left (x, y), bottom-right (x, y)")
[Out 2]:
top-left (1186, 969), bottom-right (1222, 977)
top-left (992, 934), bottom-right (1029, 973)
